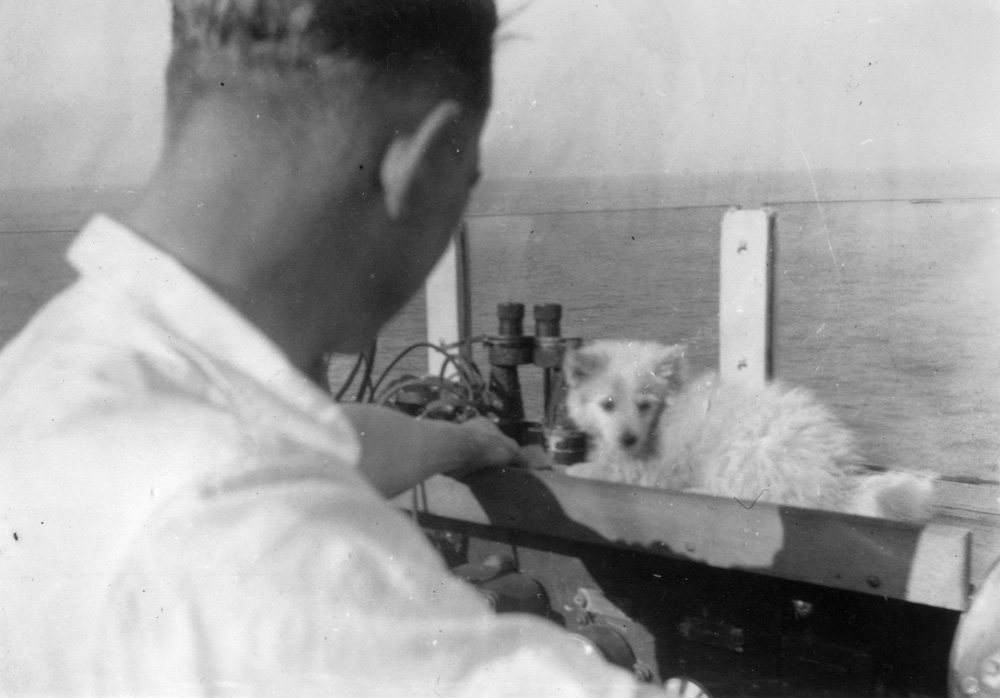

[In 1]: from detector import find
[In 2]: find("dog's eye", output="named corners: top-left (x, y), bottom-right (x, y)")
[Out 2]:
top-left (600, 397), bottom-right (616, 412)
top-left (636, 397), bottom-right (662, 414)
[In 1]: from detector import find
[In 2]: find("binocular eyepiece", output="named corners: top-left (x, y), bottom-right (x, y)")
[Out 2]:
top-left (484, 302), bottom-right (586, 465)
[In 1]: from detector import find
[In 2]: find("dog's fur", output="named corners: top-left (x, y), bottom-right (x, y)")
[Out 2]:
top-left (562, 340), bottom-right (934, 521)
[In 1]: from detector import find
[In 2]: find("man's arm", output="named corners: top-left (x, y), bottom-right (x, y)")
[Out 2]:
top-left (97, 473), bottom-right (690, 698)
top-left (339, 403), bottom-right (523, 498)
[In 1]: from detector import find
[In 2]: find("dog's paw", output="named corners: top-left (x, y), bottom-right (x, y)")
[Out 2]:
top-left (563, 460), bottom-right (611, 480)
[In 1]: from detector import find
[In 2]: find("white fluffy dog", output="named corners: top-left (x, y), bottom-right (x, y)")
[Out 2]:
top-left (562, 340), bottom-right (934, 521)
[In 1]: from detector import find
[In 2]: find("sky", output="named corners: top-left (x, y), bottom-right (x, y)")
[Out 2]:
top-left (1, 0), bottom-right (998, 190)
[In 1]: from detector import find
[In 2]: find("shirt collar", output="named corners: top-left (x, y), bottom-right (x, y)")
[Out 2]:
top-left (67, 215), bottom-right (339, 421)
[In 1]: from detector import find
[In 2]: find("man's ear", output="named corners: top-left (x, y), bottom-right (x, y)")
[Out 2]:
top-left (380, 100), bottom-right (463, 220)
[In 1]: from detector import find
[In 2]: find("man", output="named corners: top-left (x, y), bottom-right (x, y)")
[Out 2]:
top-left (0, 1), bottom-right (685, 695)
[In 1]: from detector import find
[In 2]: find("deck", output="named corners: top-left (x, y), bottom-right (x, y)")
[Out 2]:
top-left (4, 191), bottom-right (998, 695)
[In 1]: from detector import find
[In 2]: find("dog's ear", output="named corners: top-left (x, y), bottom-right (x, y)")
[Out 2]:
top-left (653, 344), bottom-right (689, 388)
top-left (564, 344), bottom-right (608, 388)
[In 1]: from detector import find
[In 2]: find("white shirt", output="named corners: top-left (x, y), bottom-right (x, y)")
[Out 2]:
top-left (0, 216), bottom-right (647, 696)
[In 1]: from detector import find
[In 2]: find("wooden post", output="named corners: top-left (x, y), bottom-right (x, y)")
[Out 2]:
top-left (719, 208), bottom-right (775, 387)
top-left (425, 221), bottom-right (472, 377)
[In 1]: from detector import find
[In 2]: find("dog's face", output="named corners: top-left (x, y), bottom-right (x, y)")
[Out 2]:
top-left (563, 341), bottom-right (688, 460)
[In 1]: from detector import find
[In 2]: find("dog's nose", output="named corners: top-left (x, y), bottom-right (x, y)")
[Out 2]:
top-left (620, 432), bottom-right (638, 448)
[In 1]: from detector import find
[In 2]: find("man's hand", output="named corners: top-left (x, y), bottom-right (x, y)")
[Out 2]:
top-left (340, 404), bottom-right (526, 498)
top-left (443, 416), bottom-right (523, 480)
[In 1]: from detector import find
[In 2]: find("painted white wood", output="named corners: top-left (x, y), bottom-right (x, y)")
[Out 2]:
top-left (719, 208), bottom-right (774, 386)
top-left (395, 470), bottom-right (973, 610)
top-left (425, 222), bottom-right (471, 377)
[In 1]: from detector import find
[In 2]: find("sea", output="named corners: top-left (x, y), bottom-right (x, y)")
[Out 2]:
top-left (2, 170), bottom-right (998, 482)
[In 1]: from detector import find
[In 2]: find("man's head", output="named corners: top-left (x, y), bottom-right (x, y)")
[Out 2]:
top-left (165, 0), bottom-right (497, 140)
top-left (140, 0), bottom-right (498, 369)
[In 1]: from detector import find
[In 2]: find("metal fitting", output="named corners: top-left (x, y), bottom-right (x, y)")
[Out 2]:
top-left (485, 335), bottom-right (534, 367)
top-left (546, 426), bottom-right (589, 465)
top-left (534, 336), bottom-right (582, 369)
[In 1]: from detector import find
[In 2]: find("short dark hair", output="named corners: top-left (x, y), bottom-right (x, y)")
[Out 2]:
top-left (166, 0), bottom-right (497, 136)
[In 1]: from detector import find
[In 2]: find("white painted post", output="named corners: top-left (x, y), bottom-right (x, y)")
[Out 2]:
top-left (425, 221), bottom-right (471, 377)
top-left (719, 208), bottom-right (775, 387)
